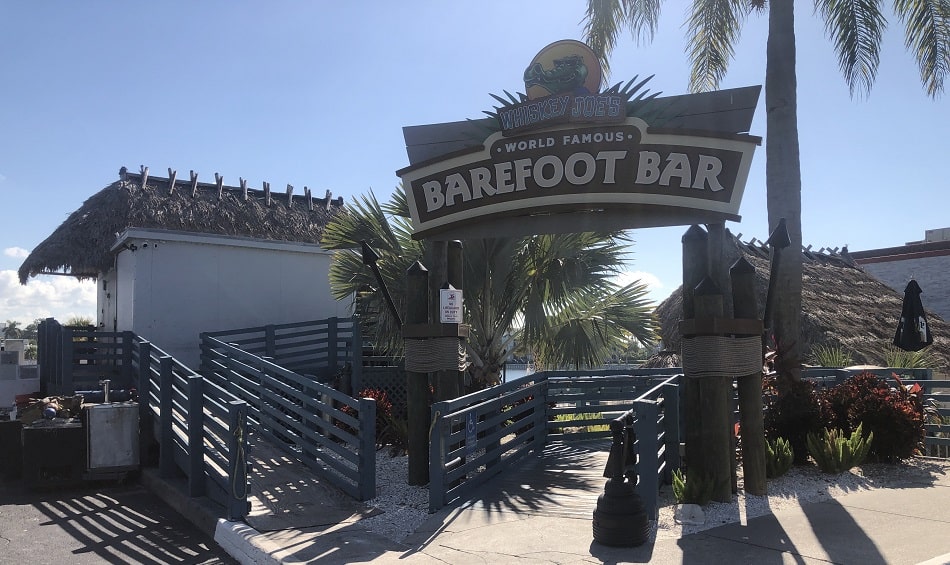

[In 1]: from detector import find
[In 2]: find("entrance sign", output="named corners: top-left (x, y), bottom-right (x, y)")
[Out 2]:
top-left (398, 40), bottom-right (760, 241)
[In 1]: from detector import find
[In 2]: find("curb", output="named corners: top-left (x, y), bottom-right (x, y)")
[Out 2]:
top-left (214, 520), bottom-right (278, 565)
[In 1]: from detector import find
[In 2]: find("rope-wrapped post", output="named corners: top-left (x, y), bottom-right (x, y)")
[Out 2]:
top-left (405, 261), bottom-right (430, 486)
top-left (680, 305), bottom-right (764, 504)
top-left (681, 225), bottom-right (707, 477)
top-left (731, 256), bottom-right (767, 495)
top-left (680, 275), bottom-right (761, 503)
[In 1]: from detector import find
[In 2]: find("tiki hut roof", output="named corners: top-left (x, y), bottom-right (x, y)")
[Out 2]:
top-left (19, 166), bottom-right (345, 283)
top-left (654, 231), bottom-right (950, 370)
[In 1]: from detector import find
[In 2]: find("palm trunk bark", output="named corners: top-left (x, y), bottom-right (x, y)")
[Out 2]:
top-left (765, 0), bottom-right (804, 382)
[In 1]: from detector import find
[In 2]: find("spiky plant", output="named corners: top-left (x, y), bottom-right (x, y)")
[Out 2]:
top-left (806, 423), bottom-right (874, 474)
top-left (672, 468), bottom-right (715, 506)
top-left (765, 437), bottom-right (794, 478)
top-left (810, 343), bottom-right (853, 368)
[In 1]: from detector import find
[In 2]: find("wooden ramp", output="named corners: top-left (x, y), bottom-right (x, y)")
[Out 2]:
top-left (459, 439), bottom-right (612, 519)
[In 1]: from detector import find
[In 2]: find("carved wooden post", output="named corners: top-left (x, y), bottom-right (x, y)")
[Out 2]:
top-left (406, 261), bottom-right (430, 485)
top-left (693, 279), bottom-right (732, 503)
top-left (731, 256), bottom-right (767, 495)
top-left (681, 226), bottom-right (707, 475)
top-left (447, 240), bottom-right (464, 396)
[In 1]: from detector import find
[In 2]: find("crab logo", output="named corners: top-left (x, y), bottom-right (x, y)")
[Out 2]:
top-left (523, 40), bottom-right (603, 100)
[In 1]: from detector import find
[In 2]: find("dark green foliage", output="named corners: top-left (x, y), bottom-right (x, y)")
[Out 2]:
top-left (806, 423), bottom-right (873, 473)
top-left (763, 376), bottom-right (823, 464)
top-left (672, 469), bottom-right (715, 506)
top-left (818, 372), bottom-right (925, 462)
top-left (765, 437), bottom-right (794, 478)
top-left (339, 388), bottom-right (408, 453)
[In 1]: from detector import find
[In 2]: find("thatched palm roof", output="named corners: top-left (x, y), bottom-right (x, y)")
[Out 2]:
top-left (654, 232), bottom-right (950, 369)
top-left (19, 167), bottom-right (344, 283)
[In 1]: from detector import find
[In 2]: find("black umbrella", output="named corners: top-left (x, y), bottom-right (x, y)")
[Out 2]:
top-left (893, 279), bottom-right (933, 351)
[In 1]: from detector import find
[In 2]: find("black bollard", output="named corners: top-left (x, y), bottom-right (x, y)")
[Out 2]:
top-left (593, 417), bottom-right (650, 546)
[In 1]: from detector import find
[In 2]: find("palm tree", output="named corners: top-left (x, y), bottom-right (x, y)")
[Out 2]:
top-left (584, 0), bottom-right (948, 380)
top-left (2, 320), bottom-right (22, 340)
top-left (321, 187), bottom-right (657, 391)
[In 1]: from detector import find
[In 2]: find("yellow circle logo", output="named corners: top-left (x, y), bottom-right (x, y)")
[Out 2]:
top-left (524, 40), bottom-right (603, 100)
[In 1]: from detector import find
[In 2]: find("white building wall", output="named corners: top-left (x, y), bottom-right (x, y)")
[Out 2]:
top-left (860, 255), bottom-right (950, 322)
top-left (112, 229), bottom-right (350, 369)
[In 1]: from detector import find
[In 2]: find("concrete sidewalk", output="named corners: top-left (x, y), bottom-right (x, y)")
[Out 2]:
top-left (207, 462), bottom-right (950, 564)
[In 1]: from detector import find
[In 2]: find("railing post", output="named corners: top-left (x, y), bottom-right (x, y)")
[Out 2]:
top-left (187, 375), bottom-right (206, 496)
top-left (357, 396), bottom-right (376, 501)
top-left (264, 325), bottom-right (276, 359)
top-left (633, 399), bottom-right (660, 520)
top-left (662, 380), bottom-right (681, 484)
top-left (350, 319), bottom-right (363, 393)
top-left (159, 356), bottom-right (175, 478)
top-left (137, 341), bottom-right (153, 465)
top-left (61, 326), bottom-right (74, 395)
top-left (122, 331), bottom-right (134, 385)
top-left (429, 400), bottom-right (449, 512)
top-left (327, 317), bottom-right (339, 373)
top-left (226, 400), bottom-right (249, 521)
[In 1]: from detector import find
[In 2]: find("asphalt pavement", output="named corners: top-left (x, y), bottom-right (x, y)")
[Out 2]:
top-left (0, 477), bottom-right (236, 564)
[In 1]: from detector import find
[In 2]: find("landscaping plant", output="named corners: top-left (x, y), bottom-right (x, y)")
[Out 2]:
top-left (818, 372), bottom-right (924, 462)
top-left (809, 344), bottom-right (853, 368)
top-left (763, 376), bottom-right (823, 464)
top-left (806, 423), bottom-right (873, 474)
top-left (765, 437), bottom-right (794, 478)
top-left (672, 469), bottom-right (715, 506)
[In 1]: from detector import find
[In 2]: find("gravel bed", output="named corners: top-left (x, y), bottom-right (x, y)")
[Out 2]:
top-left (359, 453), bottom-right (950, 543)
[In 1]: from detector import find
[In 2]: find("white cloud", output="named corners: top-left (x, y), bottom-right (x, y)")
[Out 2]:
top-left (0, 270), bottom-right (96, 325)
top-left (613, 270), bottom-right (670, 305)
top-left (3, 247), bottom-right (29, 259)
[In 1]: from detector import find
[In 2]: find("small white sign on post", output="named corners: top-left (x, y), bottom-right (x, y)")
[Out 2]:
top-left (440, 288), bottom-right (463, 324)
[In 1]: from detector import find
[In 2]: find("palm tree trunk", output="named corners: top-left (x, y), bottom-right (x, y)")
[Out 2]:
top-left (766, 0), bottom-right (804, 382)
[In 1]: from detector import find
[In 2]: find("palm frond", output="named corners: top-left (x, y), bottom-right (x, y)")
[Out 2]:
top-left (816, 0), bottom-right (887, 98)
top-left (893, 0), bottom-right (950, 96)
top-left (686, 0), bottom-right (749, 92)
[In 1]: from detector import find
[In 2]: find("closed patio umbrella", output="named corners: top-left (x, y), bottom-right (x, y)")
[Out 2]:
top-left (893, 279), bottom-right (933, 351)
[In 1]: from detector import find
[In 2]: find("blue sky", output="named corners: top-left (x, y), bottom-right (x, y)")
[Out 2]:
top-left (1, 1), bottom-right (947, 326)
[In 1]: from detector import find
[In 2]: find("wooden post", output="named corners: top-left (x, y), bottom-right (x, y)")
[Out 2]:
top-left (633, 399), bottom-right (660, 519)
top-left (731, 256), bottom-right (767, 495)
top-left (661, 381), bottom-right (681, 484)
top-left (694, 278), bottom-right (732, 503)
top-left (61, 326), bottom-right (74, 395)
top-left (187, 375), bottom-right (205, 496)
top-left (445, 240), bottom-right (464, 397)
top-left (159, 356), bottom-right (175, 478)
top-left (427, 240), bottom-right (455, 401)
top-left (264, 325), bottom-right (276, 359)
top-left (137, 340), bottom-right (153, 465)
top-left (225, 400), bottom-right (249, 521)
top-left (406, 261), bottom-right (430, 485)
top-left (681, 226), bottom-right (707, 475)
top-left (357, 397), bottom-right (377, 500)
top-left (708, 223), bottom-right (738, 494)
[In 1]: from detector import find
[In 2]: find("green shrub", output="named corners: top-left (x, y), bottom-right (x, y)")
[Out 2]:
top-left (672, 468), bottom-right (715, 506)
top-left (810, 344), bottom-right (854, 368)
top-left (765, 437), bottom-right (794, 478)
top-left (818, 372), bottom-right (924, 462)
top-left (806, 423), bottom-right (873, 473)
top-left (763, 376), bottom-right (823, 464)
top-left (881, 346), bottom-right (935, 369)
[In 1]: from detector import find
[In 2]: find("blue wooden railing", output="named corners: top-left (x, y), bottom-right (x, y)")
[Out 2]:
top-left (200, 331), bottom-right (376, 500)
top-left (134, 339), bottom-right (249, 520)
top-left (428, 369), bottom-right (683, 513)
top-left (36, 319), bottom-right (249, 520)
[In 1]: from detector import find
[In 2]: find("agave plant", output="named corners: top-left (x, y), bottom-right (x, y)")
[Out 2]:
top-left (806, 423), bottom-right (874, 474)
